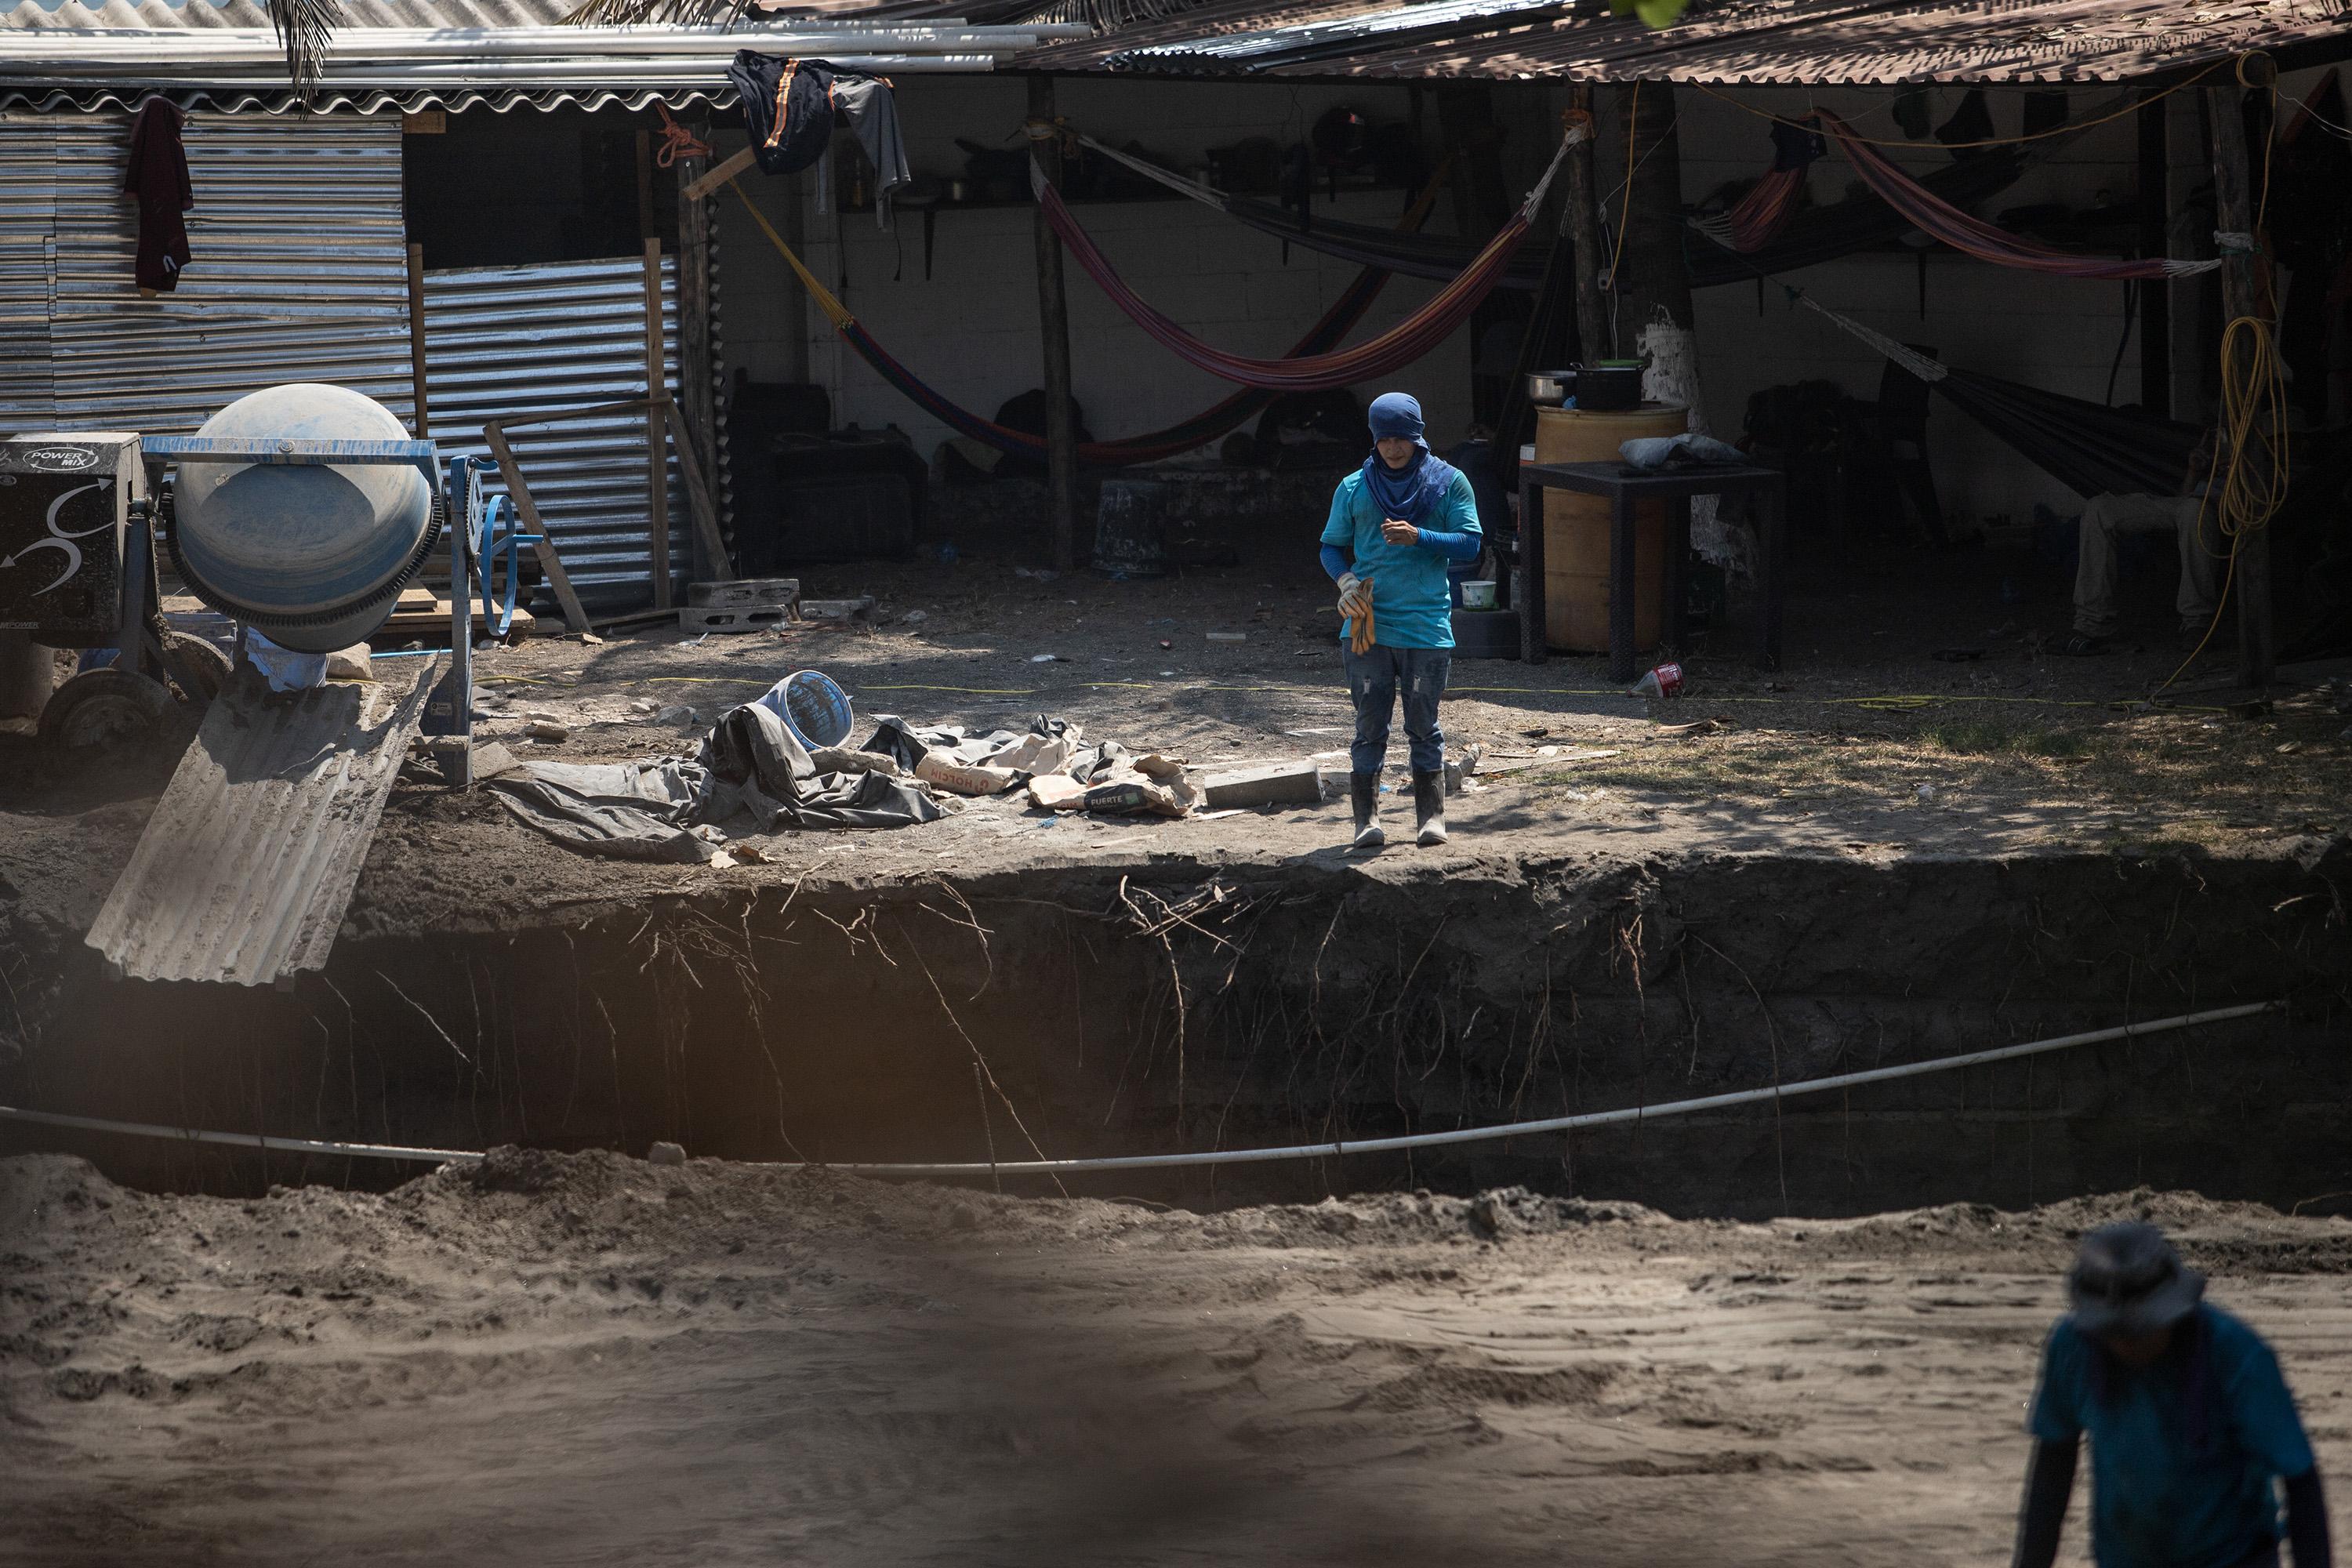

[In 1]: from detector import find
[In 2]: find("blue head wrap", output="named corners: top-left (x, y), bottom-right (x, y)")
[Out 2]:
top-left (1361, 392), bottom-right (1459, 527)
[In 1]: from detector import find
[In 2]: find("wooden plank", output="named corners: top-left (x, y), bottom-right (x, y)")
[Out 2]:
top-left (681, 143), bottom-right (758, 202)
top-left (1028, 78), bottom-right (1080, 573)
top-left (481, 423), bottom-right (593, 636)
top-left (383, 588), bottom-right (536, 635)
top-left (666, 400), bottom-right (733, 582)
top-left (405, 242), bottom-right (430, 438)
top-left (675, 136), bottom-right (721, 583)
top-left (643, 238), bottom-right (672, 612)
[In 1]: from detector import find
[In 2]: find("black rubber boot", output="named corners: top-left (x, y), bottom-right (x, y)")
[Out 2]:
top-left (1349, 771), bottom-right (1385, 849)
top-left (1412, 769), bottom-right (1446, 847)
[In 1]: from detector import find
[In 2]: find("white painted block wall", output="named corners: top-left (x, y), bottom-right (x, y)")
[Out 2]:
top-left (717, 77), bottom-right (1475, 466)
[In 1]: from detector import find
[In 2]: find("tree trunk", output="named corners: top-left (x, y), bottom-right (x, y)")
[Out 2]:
top-left (1615, 81), bottom-right (1693, 339)
top-left (1565, 85), bottom-right (1611, 365)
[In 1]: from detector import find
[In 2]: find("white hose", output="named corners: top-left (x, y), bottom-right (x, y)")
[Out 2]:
top-left (0, 1002), bottom-right (2274, 1174)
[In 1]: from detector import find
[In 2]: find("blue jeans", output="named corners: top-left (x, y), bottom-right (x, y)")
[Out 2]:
top-left (1342, 644), bottom-right (1449, 775)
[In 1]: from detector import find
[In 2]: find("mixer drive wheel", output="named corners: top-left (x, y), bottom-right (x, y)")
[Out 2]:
top-left (159, 631), bottom-right (234, 704)
top-left (39, 669), bottom-right (173, 748)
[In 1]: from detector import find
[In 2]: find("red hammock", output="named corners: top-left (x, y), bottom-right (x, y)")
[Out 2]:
top-left (1692, 165), bottom-right (1809, 253)
top-left (1034, 129), bottom-right (1580, 392)
top-left (1817, 112), bottom-right (2221, 282)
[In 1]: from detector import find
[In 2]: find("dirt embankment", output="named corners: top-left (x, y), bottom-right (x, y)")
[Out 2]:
top-left (6, 829), bottom-right (2347, 1216)
top-left (5, 1149), bottom-right (2351, 1566)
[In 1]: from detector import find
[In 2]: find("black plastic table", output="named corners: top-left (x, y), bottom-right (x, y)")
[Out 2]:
top-left (1516, 459), bottom-right (1787, 681)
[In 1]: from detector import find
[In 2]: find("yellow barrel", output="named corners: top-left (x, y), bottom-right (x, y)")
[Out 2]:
top-left (1534, 403), bottom-right (1687, 653)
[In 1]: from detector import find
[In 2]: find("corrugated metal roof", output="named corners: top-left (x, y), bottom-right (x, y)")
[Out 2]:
top-left (0, 113), bottom-right (415, 437)
top-left (1019, 0), bottom-right (2352, 82)
top-left (0, 10), bottom-right (1088, 107)
top-left (0, 0), bottom-right (886, 29)
top-left (423, 256), bottom-right (708, 612)
top-left (85, 660), bottom-right (437, 986)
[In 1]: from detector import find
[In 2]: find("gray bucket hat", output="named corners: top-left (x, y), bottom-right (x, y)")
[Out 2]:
top-left (2067, 1221), bottom-right (2206, 1338)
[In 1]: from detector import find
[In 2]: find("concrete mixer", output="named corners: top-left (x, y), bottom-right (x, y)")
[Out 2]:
top-left (5, 383), bottom-right (490, 777)
top-left (20, 383), bottom-right (534, 985)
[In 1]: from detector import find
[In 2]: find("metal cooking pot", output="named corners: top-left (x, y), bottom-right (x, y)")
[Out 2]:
top-left (1526, 368), bottom-right (1577, 407)
top-left (1573, 360), bottom-right (1646, 412)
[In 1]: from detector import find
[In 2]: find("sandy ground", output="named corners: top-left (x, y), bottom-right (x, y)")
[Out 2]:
top-left (0, 531), bottom-right (2344, 946)
top-left (5, 1149), bottom-right (2350, 1566)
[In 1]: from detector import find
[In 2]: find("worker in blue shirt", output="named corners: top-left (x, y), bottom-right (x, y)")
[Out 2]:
top-left (2014, 1221), bottom-right (2332, 1568)
top-left (1318, 392), bottom-right (1482, 849)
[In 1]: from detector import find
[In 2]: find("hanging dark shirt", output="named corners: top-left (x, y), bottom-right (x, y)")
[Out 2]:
top-left (124, 99), bottom-right (192, 293)
top-left (727, 53), bottom-right (837, 177)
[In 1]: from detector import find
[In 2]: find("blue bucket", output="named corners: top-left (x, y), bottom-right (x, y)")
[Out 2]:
top-left (757, 669), bottom-right (854, 751)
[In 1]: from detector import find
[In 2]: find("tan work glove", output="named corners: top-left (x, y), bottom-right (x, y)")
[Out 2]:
top-left (1335, 571), bottom-right (1371, 621)
top-left (1342, 575), bottom-right (1376, 655)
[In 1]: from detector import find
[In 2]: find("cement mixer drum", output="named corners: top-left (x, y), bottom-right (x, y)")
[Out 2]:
top-left (169, 383), bottom-right (437, 653)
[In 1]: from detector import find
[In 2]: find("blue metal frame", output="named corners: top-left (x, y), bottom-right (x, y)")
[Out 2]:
top-left (146, 434), bottom-right (477, 785)
top-left (450, 456), bottom-right (542, 643)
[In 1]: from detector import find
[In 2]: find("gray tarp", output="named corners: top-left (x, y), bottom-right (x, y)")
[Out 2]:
top-left (487, 702), bottom-right (945, 863)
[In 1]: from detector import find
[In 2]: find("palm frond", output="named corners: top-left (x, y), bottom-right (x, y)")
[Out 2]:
top-left (267, 0), bottom-right (346, 106)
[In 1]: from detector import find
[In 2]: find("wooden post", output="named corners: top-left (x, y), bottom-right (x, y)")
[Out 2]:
top-left (405, 242), bottom-right (430, 439)
top-left (2209, 83), bottom-right (2272, 686)
top-left (1565, 85), bottom-right (1610, 364)
top-left (642, 237), bottom-right (672, 611)
top-left (1028, 75), bottom-right (1080, 573)
top-left (675, 136), bottom-right (724, 582)
top-left (635, 126), bottom-right (658, 242)
top-left (2136, 93), bottom-right (2172, 418)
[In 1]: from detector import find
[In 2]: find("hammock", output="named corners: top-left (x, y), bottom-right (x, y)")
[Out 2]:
top-left (1036, 125), bottom-right (1584, 392)
top-left (725, 176), bottom-right (1432, 465)
top-left (1073, 129), bottom-right (2034, 294)
top-left (1690, 120), bottom-right (1826, 256)
top-left (1795, 291), bottom-right (2204, 498)
top-left (1813, 113), bottom-right (2223, 282)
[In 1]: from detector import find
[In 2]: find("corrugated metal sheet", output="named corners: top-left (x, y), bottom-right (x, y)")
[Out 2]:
top-left (423, 255), bottom-right (720, 611)
top-left (85, 662), bottom-right (437, 986)
top-left (0, 85), bottom-right (734, 117)
top-left (0, 121), bottom-right (55, 428)
top-left (0, 113), bottom-right (413, 437)
top-left (1020, 0), bottom-right (2352, 82)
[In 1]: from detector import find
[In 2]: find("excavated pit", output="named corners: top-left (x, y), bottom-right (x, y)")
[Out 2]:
top-left (4, 842), bottom-right (2348, 1216)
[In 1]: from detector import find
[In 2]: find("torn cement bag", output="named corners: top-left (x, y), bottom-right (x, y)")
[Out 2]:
top-left (1027, 772), bottom-right (1087, 811)
top-left (865, 713), bottom-right (1082, 781)
top-left (486, 701), bottom-right (944, 861)
top-left (914, 750), bottom-right (1022, 796)
top-left (1080, 753), bottom-right (1201, 817)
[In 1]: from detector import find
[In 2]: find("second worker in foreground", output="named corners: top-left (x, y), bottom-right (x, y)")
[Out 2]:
top-left (1319, 392), bottom-right (1482, 849)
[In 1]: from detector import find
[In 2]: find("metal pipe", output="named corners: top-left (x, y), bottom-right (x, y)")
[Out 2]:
top-left (0, 1002), bottom-right (2278, 1174)
top-left (786, 1001), bottom-right (2281, 1177)
top-left (0, 1104), bottom-right (482, 1166)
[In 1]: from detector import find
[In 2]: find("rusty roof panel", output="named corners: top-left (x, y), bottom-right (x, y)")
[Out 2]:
top-left (1020, 0), bottom-right (2352, 82)
top-left (84, 662), bottom-right (437, 987)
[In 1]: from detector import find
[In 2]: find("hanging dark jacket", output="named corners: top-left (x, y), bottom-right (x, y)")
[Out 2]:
top-left (124, 98), bottom-right (192, 293)
top-left (728, 53), bottom-right (837, 176)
